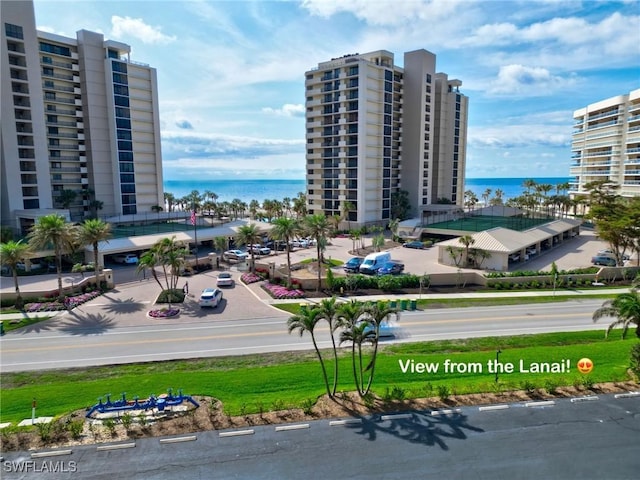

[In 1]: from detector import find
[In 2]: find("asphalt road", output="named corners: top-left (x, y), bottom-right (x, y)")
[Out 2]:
top-left (2, 394), bottom-right (638, 479)
top-left (1, 300), bottom-right (608, 372)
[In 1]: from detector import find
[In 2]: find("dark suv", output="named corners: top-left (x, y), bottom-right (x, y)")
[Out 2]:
top-left (343, 257), bottom-right (364, 273)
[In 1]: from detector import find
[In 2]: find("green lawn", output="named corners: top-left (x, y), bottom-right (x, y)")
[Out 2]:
top-left (1, 330), bottom-right (635, 424)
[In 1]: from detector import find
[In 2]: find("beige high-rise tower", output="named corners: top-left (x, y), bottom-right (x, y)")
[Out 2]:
top-left (1, 0), bottom-right (164, 235)
top-left (304, 49), bottom-right (468, 227)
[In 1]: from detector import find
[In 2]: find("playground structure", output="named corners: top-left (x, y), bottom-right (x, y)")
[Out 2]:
top-left (86, 389), bottom-right (199, 418)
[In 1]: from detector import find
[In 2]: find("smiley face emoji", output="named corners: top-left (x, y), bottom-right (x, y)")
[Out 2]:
top-left (577, 358), bottom-right (593, 374)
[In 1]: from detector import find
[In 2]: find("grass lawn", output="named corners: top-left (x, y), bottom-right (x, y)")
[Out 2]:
top-left (0, 330), bottom-right (635, 424)
top-left (272, 294), bottom-right (618, 315)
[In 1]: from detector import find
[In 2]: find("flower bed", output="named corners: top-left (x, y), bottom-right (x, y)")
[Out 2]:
top-left (24, 290), bottom-right (102, 312)
top-left (148, 307), bottom-right (180, 318)
top-left (241, 272), bottom-right (263, 284)
top-left (261, 282), bottom-right (305, 299)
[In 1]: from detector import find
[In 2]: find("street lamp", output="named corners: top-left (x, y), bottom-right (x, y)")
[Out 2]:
top-left (495, 349), bottom-right (502, 383)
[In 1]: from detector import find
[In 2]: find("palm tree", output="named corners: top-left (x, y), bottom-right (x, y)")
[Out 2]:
top-left (287, 307), bottom-right (332, 396)
top-left (0, 240), bottom-right (32, 309)
top-left (464, 190), bottom-right (478, 212)
top-left (213, 236), bottom-right (228, 255)
top-left (341, 200), bottom-right (355, 230)
top-left (458, 234), bottom-right (476, 267)
top-left (137, 248), bottom-right (164, 291)
top-left (57, 189), bottom-right (77, 209)
top-left (269, 217), bottom-right (301, 287)
top-left (338, 300), bottom-right (374, 396)
top-left (317, 297), bottom-right (342, 396)
top-left (482, 188), bottom-right (492, 207)
top-left (28, 214), bottom-right (78, 302)
top-left (592, 289), bottom-right (640, 338)
top-left (360, 301), bottom-right (398, 394)
top-left (78, 219), bottom-right (111, 289)
top-left (387, 218), bottom-right (400, 241)
top-left (235, 223), bottom-right (262, 273)
top-left (163, 192), bottom-right (176, 212)
top-left (304, 214), bottom-right (332, 291)
top-left (293, 193), bottom-right (307, 219)
top-left (522, 178), bottom-right (537, 195)
top-left (491, 189), bottom-right (505, 206)
top-left (249, 200), bottom-right (260, 220)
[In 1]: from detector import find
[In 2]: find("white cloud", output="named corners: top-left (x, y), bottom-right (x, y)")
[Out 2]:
top-left (488, 64), bottom-right (577, 96)
top-left (111, 16), bottom-right (176, 45)
top-left (262, 104), bottom-right (305, 117)
top-left (468, 123), bottom-right (570, 149)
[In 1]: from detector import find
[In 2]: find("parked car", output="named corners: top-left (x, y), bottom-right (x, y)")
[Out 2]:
top-left (199, 288), bottom-right (223, 308)
top-left (290, 239), bottom-right (309, 248)
top-left (591, 255), bottom-right (616, 266)
top-left (113, 253), bottom-right (139, 265)
top-left (598, 249), bottom-right (630, 260)
top-left (250, 244), bottom-right (271, 256)
top-left (343, 257), bottom-right (365, 273)
top-left (216, 272), bottom-right (234, 287)
top-left (16, 261), bottom-right (43, 271)
top-left (403, 240), bottom-right (425, 249)
top-left (376, 261), bottom-right (405, 275)
top-left (359, 251), bottom-right (392, 274)
top-left (223, 250), bottom-right (249, 261)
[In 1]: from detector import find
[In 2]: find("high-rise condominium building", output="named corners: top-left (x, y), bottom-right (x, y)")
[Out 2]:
top-left (304, 49), bottom-right (468, 226)
top-left (570, 89), bottom-right (640, 199)
top-left (1, 0), bottom-right (163, 235)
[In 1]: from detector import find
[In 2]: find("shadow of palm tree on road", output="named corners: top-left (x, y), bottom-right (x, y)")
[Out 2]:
top-left (347, 410), bottom-right (484, 450)
top-left (178, 298), bottom-right (227, 318)
top-left (57, 310), bottom-right (115, 335)
top-left (99, 297), bottom-right (147, 314)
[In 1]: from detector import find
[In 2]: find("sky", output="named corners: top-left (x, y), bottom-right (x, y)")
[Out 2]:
top-left (32, 0), bottom-right (640, 180)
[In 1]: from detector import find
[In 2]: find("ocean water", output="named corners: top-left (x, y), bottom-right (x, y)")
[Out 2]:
top-left (163, 177), bottom-right (572, 205)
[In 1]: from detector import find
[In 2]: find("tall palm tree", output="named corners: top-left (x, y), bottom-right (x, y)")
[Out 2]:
top-left (304, 214), bottom-right (332, 291)
top-left (522, 178), bottom-right (537, 195)
top-left (482, 188), bottom-right (492, 207)
top-left (163, 192), bottom-right (176, 212)
top-left (78, 219), bottom-right (111, 289)
top-left (28, 214), bottom-right (78, 302)
top-left (360, 301), bottom-right (397, 394)
top-left (235, 223), bottom-right (262, 273)
top-left (338, 300), bottom-right (374, 396)
top-left (317, 297), bottom-right (342, 396)
top-left (287, 307), bottom-right (332, 396)
top-left (248, 200), bottom-right (260, 220)
top-left (0, 240), bottom-right (32, 309)
top-left (387, 218), bottom-right (400, 241)
top-left (592, 288), bottom-right (640, 338)
top-left (269, 217), bottom-right (301, 287)
top-left (137, 247), bottom-right (164, 291)
top-left (492, 189), bottom-right (505, 206)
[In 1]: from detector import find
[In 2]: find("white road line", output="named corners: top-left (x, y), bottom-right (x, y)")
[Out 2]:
top-left (219, 429), bottom-right (255, 437)
top-left (96, 442), bottom-right (136, 451)
top-left (159, 435), bottom-right (197, 444)
top-left (614, 392), bottom-right (640, 399)
top-left (431, 408), bottom-right (461, 416)
top-left (329, 419), bottom-right (362, 426)
top-left (275, 424), bottom-right (310, 431)
top-left (525, 400), bottom-right (556, 407)
top-left (31, 450), bottom-right (72, 458)
top-left (479, 404), bottom-right (510, 411)
top-left (380, 414), bottom-right (412, 421)
top-left (570, 396), bottom-right (599, 403)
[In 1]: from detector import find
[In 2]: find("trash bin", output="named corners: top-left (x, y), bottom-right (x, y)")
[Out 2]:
top-left (389, 300), bottom-right (397, 309)
top-left (400, 299), bottom-right (408, 310)
top-left (0, 321), bottom-right (4, 336)
top-left (409, 299), bottom-right (417, 311)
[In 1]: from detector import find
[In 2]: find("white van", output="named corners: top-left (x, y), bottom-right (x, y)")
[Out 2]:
top-left (359, 251), bottom-right (391, 274)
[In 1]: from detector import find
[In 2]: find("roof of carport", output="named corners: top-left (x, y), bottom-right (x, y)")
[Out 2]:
top-left (437, 219), bottom-right (581, 254)
top-left (86, 220), bottom-right (274, 255)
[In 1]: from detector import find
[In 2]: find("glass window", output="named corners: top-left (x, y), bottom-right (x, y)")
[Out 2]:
top-left (112, 61), bottom-right (128, 73)
top-left (115, 107), bottom-right (130, 118)
top-left (120, 173), bottom-right (135, 183)
top-left (112, 73), bottom-right (128, 85)
top-left (119, 162), bottom-right (134, 172)
top-left (121, 194), bottom-right (136, 204)
top-left (119, 151), bottom-right (133, 162)
top-left (117, 140), bottom-right (132, 150)
top-left (385, 70), bottom-right (392, 81)
top-left (384, 81), bottom-right (392, 92)
top-left (121, 183), bottom-right (136, 193)
top-left (117, 129), bottom-right (132, 140)
top-left (39, 42), bottom-right (71, 57)
top-left (122, 205), bottom-right (137, 215)
top-left (114, 95), bottom-right (129, 107)
top-left (116, 118), bottom-right (131, 129)
top-left (6, 23), bottom-right (24, 39)
top-left (114, 84), bottom-right (129, 96)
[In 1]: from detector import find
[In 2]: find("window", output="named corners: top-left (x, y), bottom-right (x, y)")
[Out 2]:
top-left (118, 140), bottom-right (133, 151)
top-left (121, 184), bottom-right (136, 193)
top-left (39, 42), bottom-right (71, 56)
top-left (115, 107), bottom-right (130, 118)
top-left (119, 162), bottom-right (134, 172)
top-left (107, 49), bottom-right (119, 59)
top-left (426, 73), bottom-right (432, 83)
top-left (114, 85), bottom-right (129, 96)
top-left (23, 199), bottom-right (40, 209)
top-left (5, 23), bottom-right (24, 39)
top-left (121, 194), bottom-right (136, 204)
top-left (385, 70), bottom-right (392, 81)
top-left (112, 61), bottom-right (128, 73)
top-left (120, 173), bottom-right (135, 183)
top-left (384, 81), bottom-right (392, 93)
top-left (112, 73), bottom-right (128, 85)
top-left (122, 205), bottom-right (137, 215)
top-left (117, 129), bottom-right (132, 140)
top-left (116, 118), bottom-right (131, 129)
top-left (119, 151), bottom-right (133, 162)
top-left (42, 67), bottom-right (54, 76)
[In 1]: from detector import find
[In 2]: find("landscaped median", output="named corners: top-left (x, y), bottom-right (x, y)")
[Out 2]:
top-left (1, 330), bottom-right (637, 429)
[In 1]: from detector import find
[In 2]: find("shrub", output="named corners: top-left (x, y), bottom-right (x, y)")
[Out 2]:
top-left (241, 272), bottom-right (262, 284)
top-left (630, 343), bottom-right (640, 377)
top-left (520, 380), bottom-right (536, 393)
top-left (103, 417), bottom-right (117, 436)
top-left (544, 379), bottom-right (559, 395)
top-left (437, 384), bottom-right (450, 401)
top-left (377, 275), bottom-right (402, 292)
top-left (301, 398), bottom-right (315, 416)
top-left (156, 289), bottom-right (185, 303)
top-left (66, 419), bottom-right (84, 439)
top-left (325, 267), bottom-right (335, 291)
top-left (121, 413), bottom-right (133, 432)
top-left (261, 282), bottom-right (305, 299)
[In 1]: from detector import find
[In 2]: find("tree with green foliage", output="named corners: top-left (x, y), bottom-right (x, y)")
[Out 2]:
top-left (28, 214), bottom-right (78, 302)
top-left (235, 223), bottom-right (262, 273)
top-left (287, 307), bottom-right (332, 396)
top-left (317, 297), bottom-right (343, 396)
top-left (78, 219), bottom-right (111, 289)
top-left (57, 189), bottom-right (77, 209)
top-left (341, 200), bottom-right (355, 230)
top-left (464, 190), bottom-right (478, 212)
top-left (390, 190), bottom-right (411, 220)
top-left (458, 234), bottom-right (476, 267)
top-left (387, 218), bottom-right (400, 242)
top-left (269, 217), bottom-right (301, 287)
top-left (360, 301), bottom-right (398, 394)
top-left (0, 240), bottom-right (32, 309)
top-left (304, 214), bottom-right (332, 291)
top-left (137, 237), bottom-right (188, 305)
top-left (592, 287), bottom-right (640, 339)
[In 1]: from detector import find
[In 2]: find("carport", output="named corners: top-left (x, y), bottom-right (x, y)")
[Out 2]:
top-left (84, 220), bottom-right (274, 266)
top-left (437, 219), bottom-right (582, 271)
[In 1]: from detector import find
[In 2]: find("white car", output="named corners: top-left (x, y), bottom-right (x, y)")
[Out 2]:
top-left (216, 272), bottom-right (234, 287)
top-left (250, 244), bottom-right (271, 256)
top-left (598, 249), bottom-right (630, 260)
top-left (223, 250), bottom-right (249, 261)
top-left (199, 288), bottom-right (223, 308)
top-left (113, 253), bottom-right (139, 264)
top-left (290, 239), bottom-right (309, 248)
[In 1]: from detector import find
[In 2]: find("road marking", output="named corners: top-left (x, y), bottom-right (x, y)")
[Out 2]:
top-left (219, 429), bottom-right (255, 437)
top-left (380, 414), bottom-right (412, 421)
top-left (525, 400), bottom-right (556, 407)
top-left (479, 404), bottom-right (510, 411)
top-left (330, 419), bottom-right (362, 426)
top-left (31, 450), bottom-right (72, 458)
top-left (614, 392), bottom-right (640, 399)
top-left (431, 408), bottom-right (461, 416)
top-left (570, 396), bottom-right (599, 403)
top-left (96, 442), bottom-right (136, 451)
top-left (159, 435), bottom-right (197, 444)
top-left (275, 424), bottom-right (310, 431)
